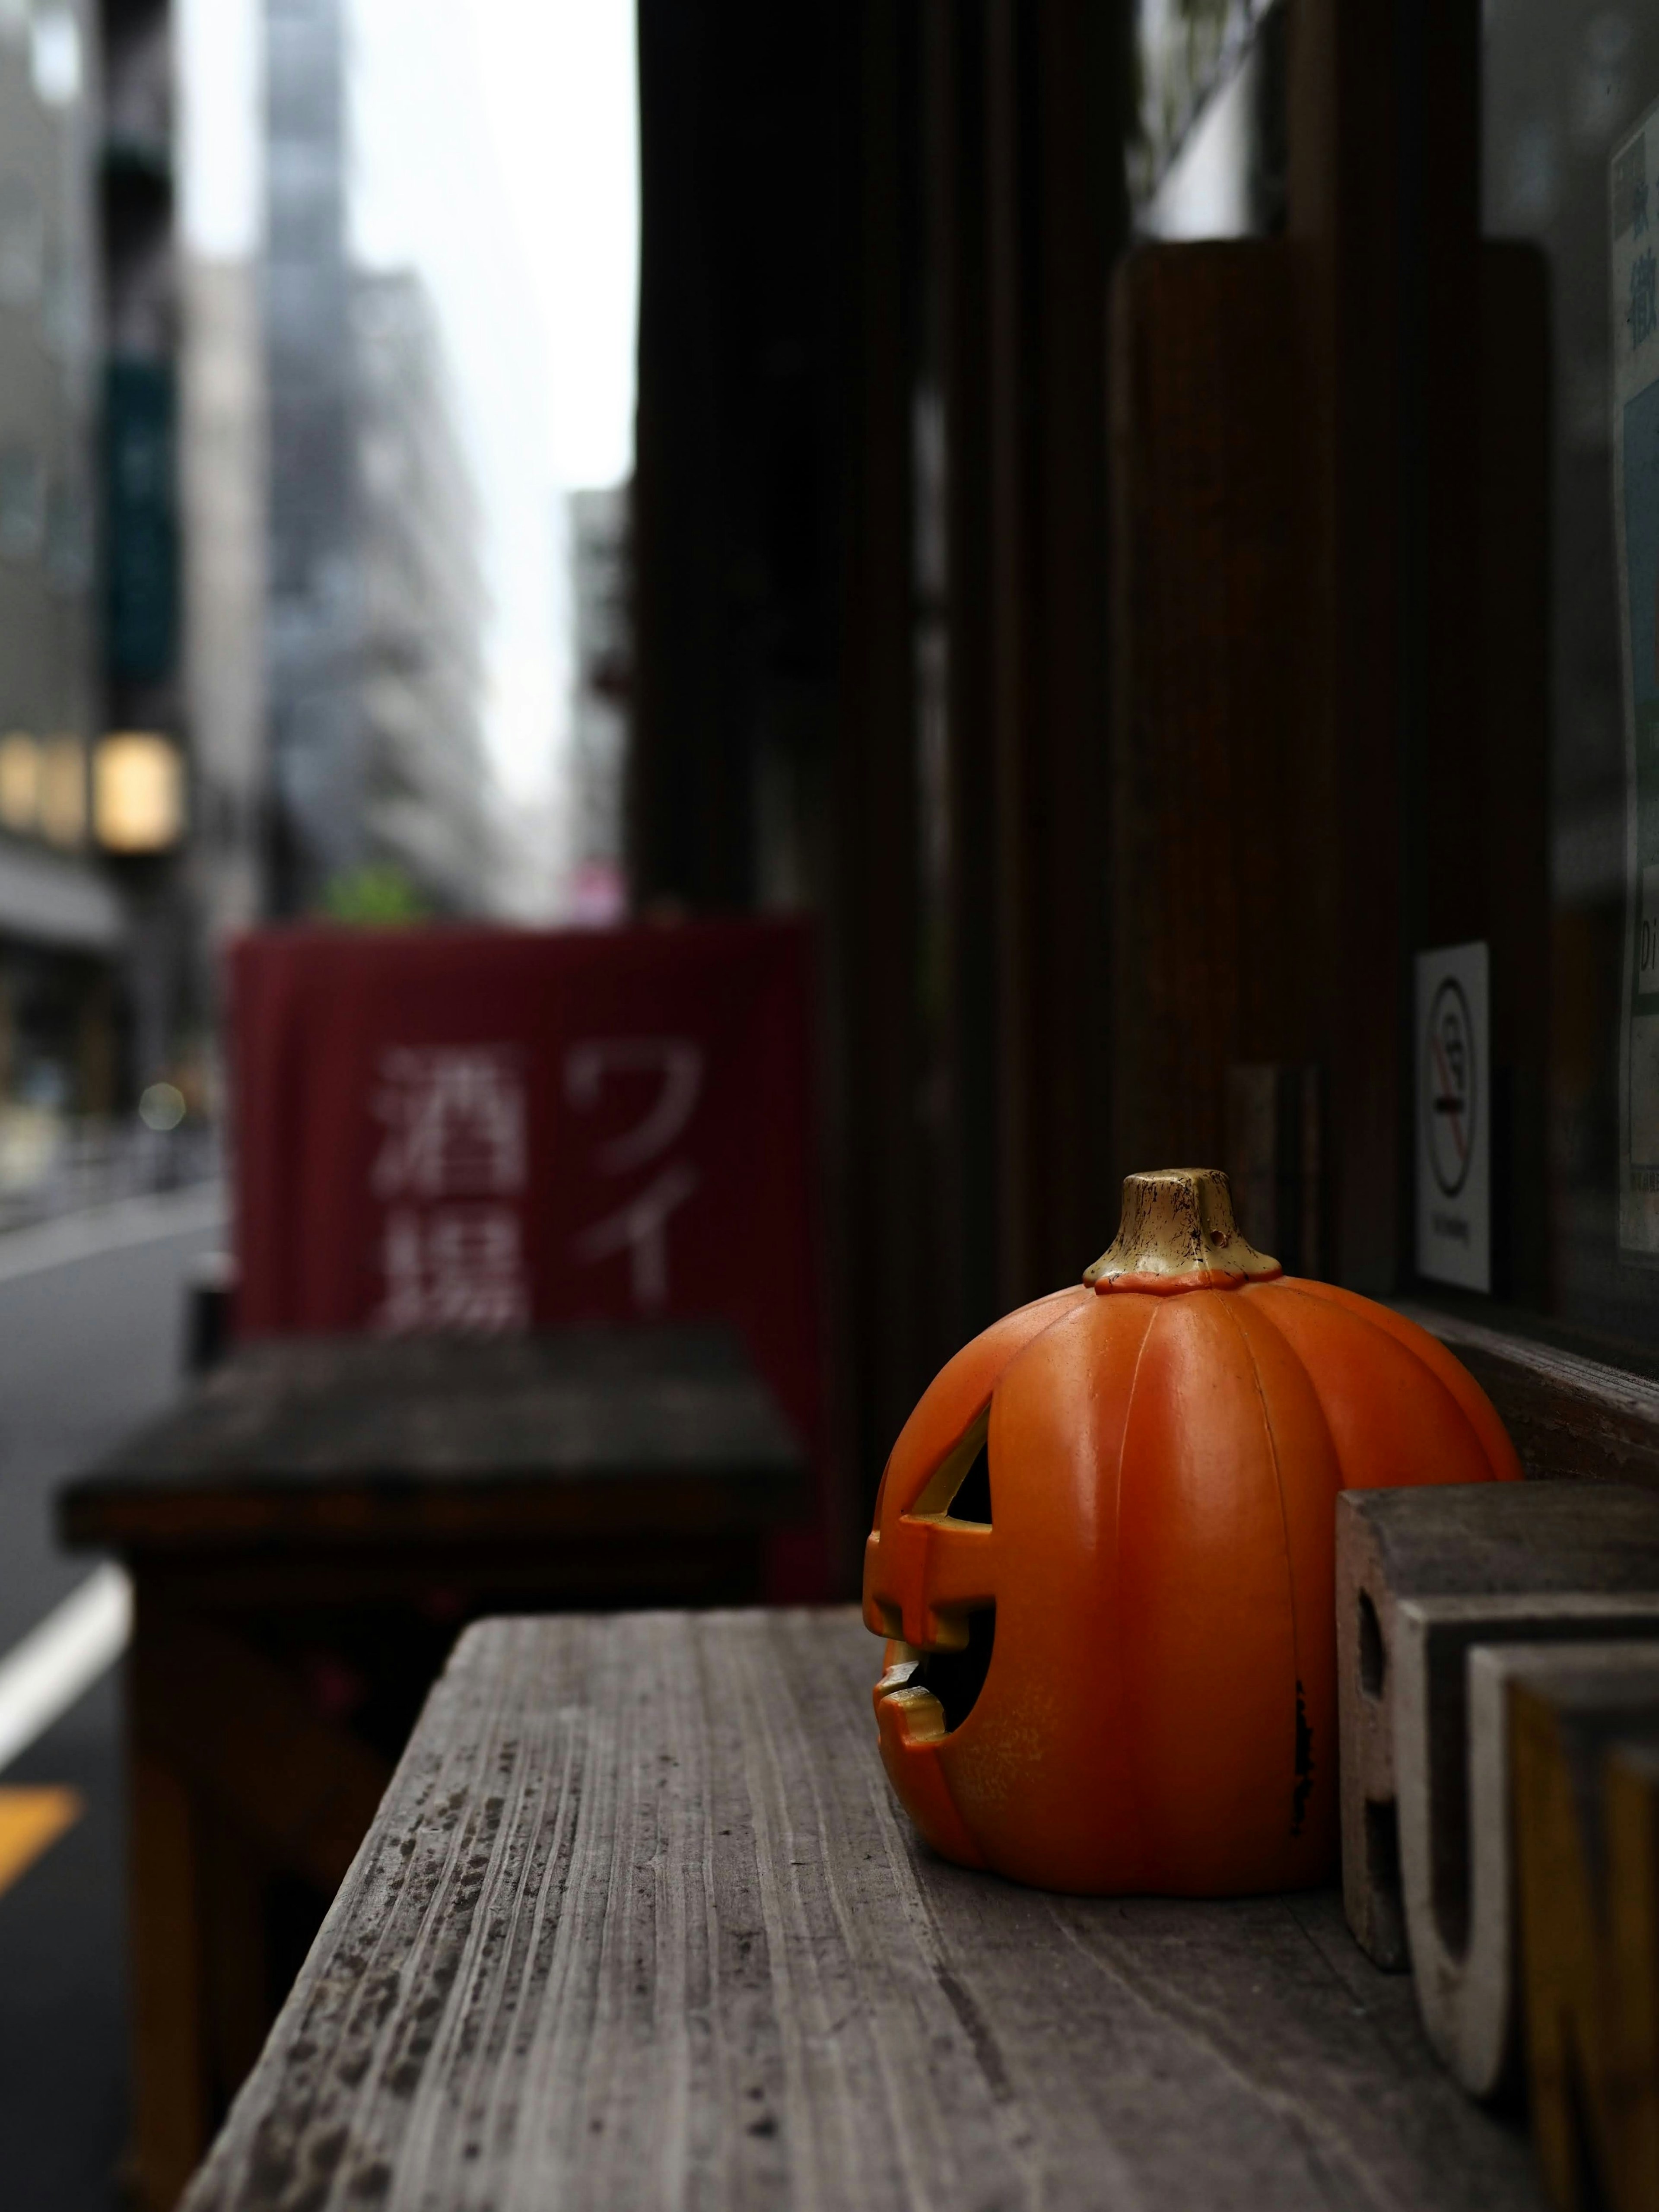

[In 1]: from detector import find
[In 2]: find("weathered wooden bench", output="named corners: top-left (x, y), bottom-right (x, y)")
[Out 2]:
top-left (179, 1608), bottom-right (1546, 2212)
top-left (59, 1327), bottom-right (807, 2212)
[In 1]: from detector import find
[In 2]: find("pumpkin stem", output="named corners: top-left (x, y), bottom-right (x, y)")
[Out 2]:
top-left (1084, 1168), bottom-right (1282, 1295)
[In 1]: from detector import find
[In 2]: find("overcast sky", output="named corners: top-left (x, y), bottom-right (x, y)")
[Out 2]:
top-left (175, 0), bottom-right (639, 844)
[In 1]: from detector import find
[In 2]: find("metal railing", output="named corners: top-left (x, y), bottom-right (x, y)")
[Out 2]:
top-left (0, 1112), bottom-right (222, 1233)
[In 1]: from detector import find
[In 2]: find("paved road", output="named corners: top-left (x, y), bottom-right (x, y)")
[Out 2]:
top-left (0, 1189), bottom-right (226, 2210)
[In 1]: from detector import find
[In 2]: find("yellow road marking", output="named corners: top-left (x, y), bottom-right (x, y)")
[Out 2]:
top-left (0, 1787), bottom-right (82, 1899)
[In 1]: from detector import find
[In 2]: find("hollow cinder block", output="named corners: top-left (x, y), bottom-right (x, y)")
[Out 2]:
top-left (1508, 1643), bottom-right (1659, 2212)
top-left (1335, 1483), bottom-right (1659, 2097)
top-left (1395, 1597), bottom-right (1659, 2097)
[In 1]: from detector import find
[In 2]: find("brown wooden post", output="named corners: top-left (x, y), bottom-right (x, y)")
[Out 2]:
top-left (925, 0), bottom-right (999, 1349)
top-left (1018, 0), bottom-right (1130, 1291)
top-left (128, 1605), bottom-right (209, 2210)
top-left (826, 0), bottom-right (931, 1548)
top-left (1107, 240), bottom-right (1321, 1186)
top-left (1284, 0), bottom-right (1412, 1293)
top-left (928, 0), bottom-right (1129, 1324)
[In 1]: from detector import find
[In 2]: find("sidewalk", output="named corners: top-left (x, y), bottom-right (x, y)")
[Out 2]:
top-left (0, 1120), bottom-right (221, 1240)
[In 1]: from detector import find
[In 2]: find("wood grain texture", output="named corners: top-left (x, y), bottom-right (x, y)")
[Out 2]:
top-left (1510, 1653), bottom-right (1659, 2211)
top-left (1395, 1303), bottom-right (1659, 1487)
top-left (62, 1326), bottom-right (805, 1550)
top-left (184, 1611), bottom-right (1544, 2212)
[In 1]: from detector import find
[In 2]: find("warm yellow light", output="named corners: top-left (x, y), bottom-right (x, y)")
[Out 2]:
top-left (93, 732), bottom-right (185, 854)
top-left (38, 736), bottom-right (86, 847)
top-left (0, 732), bottom-right (39, 835)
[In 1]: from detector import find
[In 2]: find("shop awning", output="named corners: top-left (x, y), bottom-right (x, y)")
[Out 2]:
top-left (0, 845), bottom-right (126, 956)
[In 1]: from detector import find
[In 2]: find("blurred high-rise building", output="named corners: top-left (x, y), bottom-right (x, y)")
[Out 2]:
top-left (101, 0), bottom-right (200, 1113)
top-left (0, 0), bottom-right (119, 1135)
top-left (262, 0), bottom-right (495, 919)
top-left (352, 269), bottom-right (493, 914)
top-left (264, 0), bottom-right (359, 914)
top-left (181, 253), bottom-right (265, 949)
top-left (564, 485), bottom-right (630, 922)
top-left (0, 0), bottom-right (202, 1201)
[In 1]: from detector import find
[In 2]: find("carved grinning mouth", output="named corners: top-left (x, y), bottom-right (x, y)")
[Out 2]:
top-left (877, 1607), bottom-right (996, 1737)
top-left (875, 1410), bottom-right (997, 1738)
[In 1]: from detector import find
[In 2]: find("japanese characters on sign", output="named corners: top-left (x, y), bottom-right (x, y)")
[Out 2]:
top-left (231, 921), bottom-right (826, 1591)
top-left (563, 1037), bottom-right (705, 1313)
top-left (1615, 101), bottom-right (1659, 1259)
top-left (367, 1037), bottom-right (712, 1332)
top-left (371, 1046), bottom-right (531, 1332)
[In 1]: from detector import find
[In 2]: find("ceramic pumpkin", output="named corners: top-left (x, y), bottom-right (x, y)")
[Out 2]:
top-left (863, 1166), bottom-right (1520, 1895)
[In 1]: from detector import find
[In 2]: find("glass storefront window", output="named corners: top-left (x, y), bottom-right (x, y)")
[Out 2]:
top-left (1485, 7), bottom-right (1659, 1335)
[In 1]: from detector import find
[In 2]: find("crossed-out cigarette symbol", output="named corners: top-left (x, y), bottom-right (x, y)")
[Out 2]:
top-left (1427, 979), bottom-right (1474, 1197)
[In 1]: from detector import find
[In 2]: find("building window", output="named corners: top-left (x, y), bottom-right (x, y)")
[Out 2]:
top-left (29, 5), bottom-right (81, 109)
top-left (0, 732), bottom-right (41, 837)
top-left (39, 737), bottom-right (86, 848)
top-left (0, 173), bottom-right (44, 308)
top-left (94, 732), bottom-right (185, 854)
top-left (0, 444), bottom-right (45, 561)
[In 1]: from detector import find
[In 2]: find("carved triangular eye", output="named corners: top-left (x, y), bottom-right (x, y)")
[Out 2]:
top-left (948, 1435), bottom-right (991, 1526)
top-left (910, 1405), bottom-right (992, 1522)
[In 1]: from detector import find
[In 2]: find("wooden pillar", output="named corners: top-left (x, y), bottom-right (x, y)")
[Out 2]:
top-left (930, 0), bottom-right (1129, 1325)
top-left (630, 0), bottom-right (755, 911)
top-left (1015, 0), bottom-right (1129, 1291)
top-left (1286, 0), bottom-right (1413, 1292)
top-left (826, 0), bottom-right (931, 1548)
top-left (924, 0), bottom-right (998, 1347)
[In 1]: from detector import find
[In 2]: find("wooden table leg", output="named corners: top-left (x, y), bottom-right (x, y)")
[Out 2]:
top-left (127, 1734), bottom-right (207, 2212)
top-left (124, 1581), bottom-right (397, 2206)
top-left (200, 1806), bottom-right (275, 2129)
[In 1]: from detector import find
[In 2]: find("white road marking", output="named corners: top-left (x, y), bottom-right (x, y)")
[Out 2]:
top-left (0, 1567), bottom-right (133, 1776)
top-left (0, 1183), bottom-right (225, 1288)
top-left (0, 1183), bottom-right (222, 1769)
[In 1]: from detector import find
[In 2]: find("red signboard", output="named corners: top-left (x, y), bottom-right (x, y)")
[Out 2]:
top-left (231, 918), bottom-right (830, 1596)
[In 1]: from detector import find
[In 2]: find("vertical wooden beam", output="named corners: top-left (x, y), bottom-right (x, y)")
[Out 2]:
top-left (828, 0), bottom-right (929, 1537)
top-left (1107, 241), bottom-right (1324, 1186)
top-left (1286, 0), bottom-right (1409, 1293)
top-left (931, 0), bottom-right (1000, 1346)
top-left (943, 0), bottom-right (1129, 1317)
top-left (630, 0), bottom-right (757, 911)
top-left (983, 0), bottom-right (1032, 1305)
top-left (1020, 0), bottom-right (1129, 1287)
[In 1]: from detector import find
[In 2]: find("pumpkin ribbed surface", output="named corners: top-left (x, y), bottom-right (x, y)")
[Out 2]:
top-left (863, 1271), bottom-right (1519, 1896)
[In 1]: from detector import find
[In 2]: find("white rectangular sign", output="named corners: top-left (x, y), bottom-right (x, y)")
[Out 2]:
top-left (1416, 941), bottom-right (1491, 1294)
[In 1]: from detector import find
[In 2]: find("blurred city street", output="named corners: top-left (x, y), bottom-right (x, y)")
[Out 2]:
top-left (0, 1190), bottom-right (223, 2211)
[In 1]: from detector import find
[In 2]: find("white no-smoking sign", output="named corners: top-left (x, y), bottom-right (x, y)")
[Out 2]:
top-left (1416, 942), bottom-right (1491, 1292)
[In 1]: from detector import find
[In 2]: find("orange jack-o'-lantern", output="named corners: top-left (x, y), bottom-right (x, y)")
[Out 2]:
top-left (863, 1167), bottom-right (1519, 1894)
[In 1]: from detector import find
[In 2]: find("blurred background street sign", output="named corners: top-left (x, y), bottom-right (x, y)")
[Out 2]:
top-left (232, 916), bottom-right (831, 1596)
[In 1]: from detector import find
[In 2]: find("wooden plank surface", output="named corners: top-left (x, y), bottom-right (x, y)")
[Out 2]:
top-left (1395, 1302), bottom-right (1659, 1487)
top-left (63, 1326), bottom-right (805, 1549)
top-left (183, 1610), bottom-right (1544, 2212)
